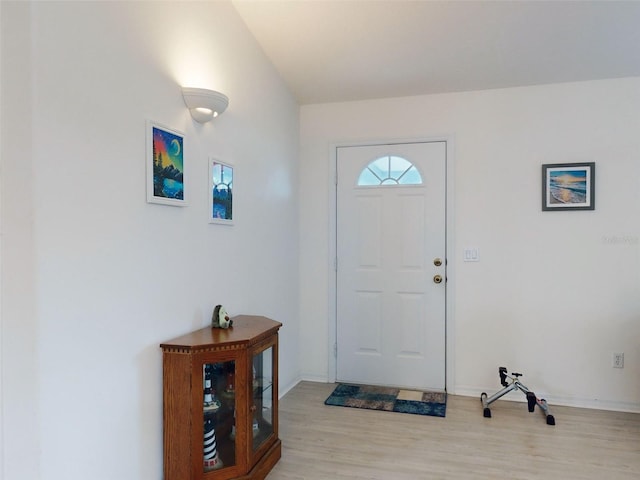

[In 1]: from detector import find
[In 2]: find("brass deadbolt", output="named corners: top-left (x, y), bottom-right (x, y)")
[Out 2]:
top-left (433, 258), bottom-right (442, 267)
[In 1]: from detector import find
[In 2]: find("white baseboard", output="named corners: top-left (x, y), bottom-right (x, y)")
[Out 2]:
top-left (278, 376), bottom-right (302, 399)
top-left (278, 375), bottom-right (332, 399)
top-left (299, 373), bottom-right (330, 383)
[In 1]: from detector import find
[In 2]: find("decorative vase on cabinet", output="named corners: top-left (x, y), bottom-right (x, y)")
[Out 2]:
top-left (161, 315), bottom-right (282, 480)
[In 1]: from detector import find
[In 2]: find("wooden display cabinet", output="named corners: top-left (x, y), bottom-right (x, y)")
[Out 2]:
top-left (161, 315), bottom-right (282, 480)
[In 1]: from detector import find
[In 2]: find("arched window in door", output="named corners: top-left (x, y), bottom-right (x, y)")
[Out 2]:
top-left (357, 155), bottom-right (423, 186)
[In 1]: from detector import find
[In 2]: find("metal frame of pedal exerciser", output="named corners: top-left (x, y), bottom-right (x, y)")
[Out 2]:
top-left (481, 367), bottom-right (555, 425)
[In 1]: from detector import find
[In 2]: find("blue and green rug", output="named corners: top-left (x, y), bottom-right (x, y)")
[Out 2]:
top-left (324, 383), bottom-right (446, 417)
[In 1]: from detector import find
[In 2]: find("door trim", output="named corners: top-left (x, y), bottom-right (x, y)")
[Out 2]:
top-left (328, 135), bottom-right (456, 393)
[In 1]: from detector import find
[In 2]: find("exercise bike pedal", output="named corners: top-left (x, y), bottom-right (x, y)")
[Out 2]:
top-left (526, 391), bottom-right (536, 413)
top-left (480, 392), bottom-right (491, 417)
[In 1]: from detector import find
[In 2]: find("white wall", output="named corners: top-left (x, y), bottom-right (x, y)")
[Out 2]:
top-left (299, 78), bottom-right (640, 412)
top-left (1, 3), bottom-right (39, 479)
top-left (1, 2), bottom-right (299, 480)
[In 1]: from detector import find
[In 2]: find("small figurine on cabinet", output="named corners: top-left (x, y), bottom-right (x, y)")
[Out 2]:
top-left (212, 304), bottom-right (233, 329)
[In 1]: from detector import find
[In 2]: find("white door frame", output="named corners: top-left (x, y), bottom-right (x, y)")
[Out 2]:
top-left (328, 135), bottom-right (456, 393)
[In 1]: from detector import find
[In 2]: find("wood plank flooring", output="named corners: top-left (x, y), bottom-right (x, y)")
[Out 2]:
top-left (266, 381), bottom-right (640, 480)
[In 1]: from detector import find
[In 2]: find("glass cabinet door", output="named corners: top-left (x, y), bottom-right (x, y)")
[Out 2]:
top-left (203, 360), bottom-right (237, 473)
top-left (251, 346), bottom-right (274, 452)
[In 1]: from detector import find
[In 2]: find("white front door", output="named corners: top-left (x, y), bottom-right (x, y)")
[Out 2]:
top-left (336, 141), bottom-right (446, 390)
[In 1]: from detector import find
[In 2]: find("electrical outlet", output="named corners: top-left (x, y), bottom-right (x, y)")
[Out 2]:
top-left (613, 352), bottom-right (624, 368)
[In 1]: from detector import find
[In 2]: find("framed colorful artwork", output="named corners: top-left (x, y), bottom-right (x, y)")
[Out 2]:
top-left (209, 159), bottom-right (234, 224)
top-left (542, 162), bottom-right (595, 211)
top-left (146, 120), bottom-right (186, 206)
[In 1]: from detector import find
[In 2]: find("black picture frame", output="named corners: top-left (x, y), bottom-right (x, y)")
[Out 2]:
top-left (542, 162), bottom-right (595, 211)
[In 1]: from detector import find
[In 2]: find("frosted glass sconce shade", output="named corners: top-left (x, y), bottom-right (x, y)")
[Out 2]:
top-left (182, 87), bottom-right (229, 123)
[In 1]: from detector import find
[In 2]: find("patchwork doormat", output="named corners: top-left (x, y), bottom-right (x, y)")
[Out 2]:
top-left (324, 383), bottom-right (446, 417)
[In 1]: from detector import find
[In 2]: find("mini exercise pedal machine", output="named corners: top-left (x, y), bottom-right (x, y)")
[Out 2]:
top-left (480, 367), bottom-right (555, 425)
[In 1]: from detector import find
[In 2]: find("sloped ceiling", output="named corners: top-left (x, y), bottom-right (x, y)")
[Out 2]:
top-left (232, 0), bottom-right (640, 104)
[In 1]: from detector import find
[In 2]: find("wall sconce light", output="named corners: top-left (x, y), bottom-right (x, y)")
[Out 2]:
top-left (182, 87), bottom-right (229, 123)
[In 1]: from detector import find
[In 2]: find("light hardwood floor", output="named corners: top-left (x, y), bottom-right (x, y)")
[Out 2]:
top-left (266, 381), bottom-right (639, 480)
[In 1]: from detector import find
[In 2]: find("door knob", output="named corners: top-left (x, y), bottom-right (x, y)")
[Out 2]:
top-left (433, 274), bottom-right (443, 284)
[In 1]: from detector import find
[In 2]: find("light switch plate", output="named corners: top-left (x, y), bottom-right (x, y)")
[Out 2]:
top-left (463, 248), bottom-right (479, 262)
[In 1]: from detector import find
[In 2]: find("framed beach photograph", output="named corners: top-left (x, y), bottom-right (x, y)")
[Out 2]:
top-left (146, 120), bottom-right (186, 206)
top-left (209, 159), bottom-right (234, 224)
top-left (542, 162), bottom-right (595, 211)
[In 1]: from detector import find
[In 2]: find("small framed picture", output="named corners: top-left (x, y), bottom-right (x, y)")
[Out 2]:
top-left (146, 120), bottom-right (186, 206)
top-left (209, 159), bottom-right (234, 224)
top-left (542, 162), bottom-right (595, 211)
